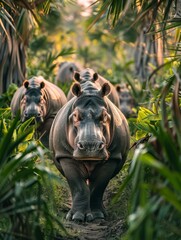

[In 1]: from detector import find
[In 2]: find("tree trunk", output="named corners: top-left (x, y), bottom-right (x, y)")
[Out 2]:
top-left (0, 7), bottom-right (26, 94)
top-left (134, 14), bottom-right (163, 83)
top-left (0, 20), bottom-right (26, 94)
top-left (174, 0), bottom-right (181, 18)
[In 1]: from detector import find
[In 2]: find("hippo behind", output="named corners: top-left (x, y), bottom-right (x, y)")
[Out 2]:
top-left (67, 68), bottom-right (121, 109)
top-left (50, 70), bottom-right (130, 222)
top-left (115, 83), bottom-right (137, 118)
top-left (55, 61), bottom-right (82, 84)
top-left (10, 76), bottom-right (67, 148)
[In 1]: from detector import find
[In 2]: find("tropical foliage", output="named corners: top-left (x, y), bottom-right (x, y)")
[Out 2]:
top-left (92, 0), bottom-right (181, 82)
top-left (122, 70), bottom-right (181, 240)
top-left (90, 1), bottom-right (181, 239)
top-left (0, 107), bottom-right (66, 239)
top-left (0, 0), bottom-right (72, 94)
top-left (0, 0), bottom-right (181, 239)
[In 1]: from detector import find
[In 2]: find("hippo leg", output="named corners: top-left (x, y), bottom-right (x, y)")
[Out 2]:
top-left (89, 159), bottom-right (123, 220)
top-left (58, 158), bottom-right (93, 222)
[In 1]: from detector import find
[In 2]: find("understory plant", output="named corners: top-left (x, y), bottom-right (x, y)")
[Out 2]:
top-left (117, 68), bottom-right (181, 240)
top-left (0, 109), bottom-right (66, 239)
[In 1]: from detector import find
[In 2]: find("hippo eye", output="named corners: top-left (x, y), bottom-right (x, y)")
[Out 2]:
top-left (70, 109), bottom-right (83, 125)
top-left (75, 113), bottom-right (83, 121)
top-left (72, 112), bottom-right (81, 122)
top-left (101, 111), bottom-right (110, 123)
top-left (40, 98), bottom-right (44, 104)
top-left (73, 113), bottom-right (77, 121)
top-left (102, 114), bottom-right (107, 123)
top-left (22, 98), bottom-right (26, 103)
top-left (21, 96), bottom-right (28, 104)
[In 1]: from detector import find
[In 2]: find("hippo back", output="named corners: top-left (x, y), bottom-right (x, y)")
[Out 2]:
top-left (55, 62), bottom-right (82, 84)
top-left (115, 83), bottom-right (137, 118)
top-left (67, 68), bottom-right (120, 109)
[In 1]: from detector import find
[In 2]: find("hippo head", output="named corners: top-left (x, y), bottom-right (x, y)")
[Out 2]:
top-left (69, 81), bottom-right (111, 161)
top-left (20, 80), bottom-right (47, 122)
top-left (116, 84), bottom-right (135, 118)
top-left (74, 68), bottom-right (99, 84)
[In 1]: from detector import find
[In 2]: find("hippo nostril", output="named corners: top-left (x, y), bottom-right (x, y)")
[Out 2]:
top-left (37, 112), bottom-right (41, 117)
top-left (77, 141), bottom-right (105, 151)
top-left (77, 142), bottom-right (84, 150)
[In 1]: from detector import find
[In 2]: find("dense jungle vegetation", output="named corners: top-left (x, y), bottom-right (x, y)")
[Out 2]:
top-left (0, 0), bottom-right (181, 239)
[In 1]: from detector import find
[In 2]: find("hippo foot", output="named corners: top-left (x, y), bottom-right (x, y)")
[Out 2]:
top-left (92, 210), bottom-right (105, 220)
top-left (66, 210), bottom-right (94, 222)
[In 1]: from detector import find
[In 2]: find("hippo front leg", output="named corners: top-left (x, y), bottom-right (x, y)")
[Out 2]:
top-left (89, 159), bottom-right (123, 220)
top-left (58, 158), bottom-right (93, 222)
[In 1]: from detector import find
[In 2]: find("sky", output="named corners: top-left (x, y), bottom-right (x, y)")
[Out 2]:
top-left (77, 0), bottom-right (94, 16)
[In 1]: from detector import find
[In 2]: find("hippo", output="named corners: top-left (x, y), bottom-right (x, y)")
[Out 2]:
top-left (67, 68), bottom-right (121, 109)
top-left (50, 69), bottom-right (130, 222)
top-left (55, 61), bottom-right (82, 84)
top-left (115, 83), bottom-right (136, 118)
top-left (10, 76), bottom-right (67, 148)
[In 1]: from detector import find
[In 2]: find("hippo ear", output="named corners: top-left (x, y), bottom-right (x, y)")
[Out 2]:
top-left (93, 73), bottom-right (98, 82)
top-left (23, 80), bottom-right (29, 89)
top-left (59, 61), bottom-right (66, 68)
top-left (100, 83), bottom-right (111, 97)
top-left (74, 72), bottom-right (81, 82)
top-left (40, 81), bottom-right (45, 89)
top-left (71, 83), bottom-right (82, 97)
top-left (115, 84), bottom-right (121, 92)
top-left (69, 66), bottom-right (74, 73)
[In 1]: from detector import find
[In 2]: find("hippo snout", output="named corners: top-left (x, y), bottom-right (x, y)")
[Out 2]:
top-left (77, 141), bottom-right (105, 151)
top-left (24, 110), bottom-right (41, 118)
top-left (73, 140), bottom-right (109, 161)
top-left (23, 110), bottom-right (43, 122)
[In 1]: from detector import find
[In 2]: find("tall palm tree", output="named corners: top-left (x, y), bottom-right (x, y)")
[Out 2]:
top-left (0, 0), bottom-right (63, 94)
top-left (90, 0), bottom-right (181, 82)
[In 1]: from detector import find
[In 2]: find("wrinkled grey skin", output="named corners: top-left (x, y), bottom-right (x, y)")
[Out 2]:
top-left (50, 70), bottom-right (130, 222)
top-left (10, 76), bottom-right (67, 148)
top-left (115, 83), bottom-right (136, 118)
top-left (55, 62), bottom-right (82, 84)
top-left (67, 68), bottom-right (121, 109)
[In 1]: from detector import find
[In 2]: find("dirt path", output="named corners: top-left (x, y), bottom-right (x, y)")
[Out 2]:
top-left (57, 174), bottom-right (129, 240)
top-left (64, 217), bottom-right (125, 240)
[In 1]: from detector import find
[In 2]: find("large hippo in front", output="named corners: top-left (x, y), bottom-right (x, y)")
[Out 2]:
top-left (115, 83), bottom-right (137, 118)
top-left (55, 61), bottom-right (82, 85)
top-left (50, 69), bottom-right (130, 222)
top-left (67, 68), bottom-right (121, 109)
top-left (10, 76), bottom-right (67, 148)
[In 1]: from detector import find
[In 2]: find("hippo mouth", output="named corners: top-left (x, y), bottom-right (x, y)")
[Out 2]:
top-left (73, 149), bottom-right (109, 161)
top-left (74, 157), bottom-right (106, 161)
top-left (21, 116), bottom-right (44, 123)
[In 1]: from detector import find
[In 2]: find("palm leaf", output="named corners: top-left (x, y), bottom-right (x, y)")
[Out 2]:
top-left (0, 114), bottom-right (66, 238)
